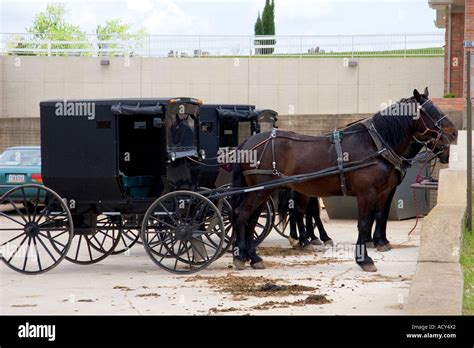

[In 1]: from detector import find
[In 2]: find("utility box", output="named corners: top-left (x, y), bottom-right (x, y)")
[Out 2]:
top-left (323, 164), bottom-right (429, 220)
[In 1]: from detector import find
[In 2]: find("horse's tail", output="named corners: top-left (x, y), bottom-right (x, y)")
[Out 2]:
top-left (230, 143), bottom-right (247, 210)
top-left (277, 188), bottom-right (293, 223)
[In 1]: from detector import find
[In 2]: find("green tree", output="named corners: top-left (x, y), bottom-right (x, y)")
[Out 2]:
top-left (96, 19), bottom-right (148, 56)
top-left (25, 2), bottom-right (89, 55)
top-left (256, 0), bottom-right (275, 54)
top-left (254, 12), bottom-right (263, 35)
top-left (268, 0), bottom-right (275, 36)
top-left (254, 12), bottom-right (264, 54)
top-left (262, 0), bottom-right (271, 35)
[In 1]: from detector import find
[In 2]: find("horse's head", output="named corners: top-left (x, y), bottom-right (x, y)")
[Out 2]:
top-left (413, 87), bottom-right (458, 144)
top-left (430, 134), bottom-right (451, 164)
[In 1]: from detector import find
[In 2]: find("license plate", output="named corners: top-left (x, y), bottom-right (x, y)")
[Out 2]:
top-left (7, 174), bottom-right (25, 184)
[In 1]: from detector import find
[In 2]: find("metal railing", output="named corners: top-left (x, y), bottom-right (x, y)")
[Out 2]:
top-left (0, 32), bottom-right (445, 58)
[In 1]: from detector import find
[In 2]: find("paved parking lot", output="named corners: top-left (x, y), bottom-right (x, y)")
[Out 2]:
top-left (1, 211), bottom-right (421, 315)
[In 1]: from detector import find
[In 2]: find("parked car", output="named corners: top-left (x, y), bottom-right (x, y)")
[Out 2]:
top-left (0, 146), bottom-right (43, 202)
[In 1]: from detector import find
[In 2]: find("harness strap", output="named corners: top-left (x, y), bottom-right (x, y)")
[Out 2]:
top-left (363, 120), bottom-right (406, 177)
top-left (242, 169), bottom-right (286, 176)
top-left (332, 130), bottom-right (348, 196)
top-left (245, 128), bottom-right (283, 177)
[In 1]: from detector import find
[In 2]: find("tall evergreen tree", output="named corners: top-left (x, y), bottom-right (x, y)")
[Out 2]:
top-left (268, 0), bottom-right (275, 35)
top-left (254, 0), bottom-right (276, 54)
top-left (262, 0), bottom-right (271, 35)
top-left (254, 12), bottom-right (263, 35)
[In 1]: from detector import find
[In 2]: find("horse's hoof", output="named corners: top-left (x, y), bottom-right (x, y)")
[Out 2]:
top-left (366, 242), bottom-right (375, 248)
top-left (313, 245), bottom-right (326, 252)
top-left (288, 237), bottom-right (299, 249)
top-left (301, 244), bottom-right (315, 251)
top-left (376, 244), bottom-right (391, 252)
top-left (233, 259), bottom-right (246, 270)
top-left (251, 261), bottom-right (266, 270)
top-left (324, 239), bottom-right (334, 247)
top-left (311, 239), bottom-right (323, 246)
top-left (385, 243), bottom-right (393, 251)
top-left (360, 263), bottom-right (377, 272)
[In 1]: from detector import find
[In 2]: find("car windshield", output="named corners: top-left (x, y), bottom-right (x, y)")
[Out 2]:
top-left (0, 149), bottom-right (41, 166)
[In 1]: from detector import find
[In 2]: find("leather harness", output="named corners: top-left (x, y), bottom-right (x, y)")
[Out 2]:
top-left (242, 115), bottom-right (421, 194)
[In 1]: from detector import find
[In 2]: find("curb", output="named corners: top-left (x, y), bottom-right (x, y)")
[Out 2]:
top-left (404, 169), bottom-right (466, 315)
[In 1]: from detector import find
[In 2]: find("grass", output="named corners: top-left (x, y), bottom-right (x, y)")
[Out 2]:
top-left (461, 198), bottom-right (474, 315)
top-left (204, 47), bottom-right (444, 59)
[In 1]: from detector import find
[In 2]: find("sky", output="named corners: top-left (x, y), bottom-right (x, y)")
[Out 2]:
top-left (0, 0), bottom-right (443, 36)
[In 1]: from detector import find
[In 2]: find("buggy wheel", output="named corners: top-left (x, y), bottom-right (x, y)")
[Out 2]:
top-left (199, 187), bottom-right (234, 258)
top-left (273, 210), bottom-right (290, 238)
top-left (112, 216), bottom-right (140, 255)
top-left (0, 184), bottom-right (73, 274)
top-left (64, 215), bottom-right (121, 264)
top-left (253, 199), bottom-right (275, 247)
top-left (141, 191), bottom-right (225, 274)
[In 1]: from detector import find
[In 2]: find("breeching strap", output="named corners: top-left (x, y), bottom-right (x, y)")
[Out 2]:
top-left (332, 130), bottom-right (348, 196)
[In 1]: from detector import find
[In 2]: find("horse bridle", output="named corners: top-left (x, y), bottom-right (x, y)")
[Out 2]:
top-left (412, 98), bottom-right (450, 155)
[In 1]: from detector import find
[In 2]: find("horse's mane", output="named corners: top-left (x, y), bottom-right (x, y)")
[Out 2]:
top-left (345, 96), bottom-right (416, 149)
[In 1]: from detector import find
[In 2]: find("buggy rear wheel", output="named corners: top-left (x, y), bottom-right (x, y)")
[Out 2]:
top-left (0, 184), bottom-right (73, 274)
top-left (112, 216), bottom-right (141, 255)
top-left (141, 191), bottom-right (225, 274)
top-left (63, 215), bottom-right (121, 264)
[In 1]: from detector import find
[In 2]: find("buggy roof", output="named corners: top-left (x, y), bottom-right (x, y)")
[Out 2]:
top-left (40, 97), bottom-right (201, 107)
top-left (202, 104), bottom-right (278, 123)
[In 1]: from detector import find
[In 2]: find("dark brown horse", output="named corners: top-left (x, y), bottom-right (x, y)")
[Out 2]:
top-left (231, 88), bottom-right (457, 272)
top-left (367, 132), bottom-right (451, 251)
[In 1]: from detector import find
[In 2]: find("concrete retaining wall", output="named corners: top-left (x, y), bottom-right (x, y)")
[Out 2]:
top-left (1, 56), bottom-right (444, 118)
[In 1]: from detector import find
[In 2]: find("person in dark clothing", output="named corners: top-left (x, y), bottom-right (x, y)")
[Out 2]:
top-left (170, 114), bottom-right (194, 147)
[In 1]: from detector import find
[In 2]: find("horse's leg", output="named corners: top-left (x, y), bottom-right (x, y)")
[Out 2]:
top-left (287, 191), bottom-right (300, 248)
top-left (373, 188), bottom-right (396, 252)
top-left (246, 203), bottom-right (266, 269)
top-left (294, 193), bottom-right (311, 247)
top-left (232, 201), bottom-right (252, 270)
top-left (232, 191), bottom-right (270, 270)
top-left (356, 193), bottom-right (377, 272)
top-left (311, 197), bottom-right (333, 246)
top-left (288, 206), bottom-right (299, 248)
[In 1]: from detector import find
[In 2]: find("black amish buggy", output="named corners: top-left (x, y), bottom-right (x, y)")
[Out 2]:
top-left (0, 97), bottom-right (278, 275)
top-left (1, 97), bottom-right (220, 274)
top-left (198, 104), bottom-right (278, 188)
top-left (198, 104), bottom-right (278, 245)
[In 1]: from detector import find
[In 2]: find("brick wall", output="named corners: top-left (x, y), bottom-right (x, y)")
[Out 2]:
top-left (446, 12), bottom-right (465, 97)
top-left (0, 118), bottom-right (40, 152)
top-left (464, 0), bottom-right (474, 96)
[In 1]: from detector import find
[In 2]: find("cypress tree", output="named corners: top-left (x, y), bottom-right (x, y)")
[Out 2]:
top-left (254, 12), bottom-right (263, 35)
top-left (262, 0), bottom-right (271, 35)
top-left (269, 0), bottom-right (275, 35)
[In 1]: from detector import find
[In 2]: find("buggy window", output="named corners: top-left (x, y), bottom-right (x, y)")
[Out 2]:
top-left (165, 102), bottom-right (198, 152)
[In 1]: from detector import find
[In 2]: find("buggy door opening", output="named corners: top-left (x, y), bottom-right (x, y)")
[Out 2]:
top-left (113, 102), bottom-right (166, 199)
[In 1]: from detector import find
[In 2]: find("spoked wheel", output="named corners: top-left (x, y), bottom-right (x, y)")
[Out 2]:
top-left (112, 215), bottom-right (141, 255)
top-left (199, 187), bottom-right (234, 258)
top-left (273, 212), bottom-right (290, 238)
top-left (0, 184), bottom-right (73, 274)
top-left (141, 191), bottom-right (225, 274)
top-left (216, 185), bottom-right (274, 248)
top-left (64, 215), bottom-right (121, 264)
top-left (253, 199), bottom-right (276, 247)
